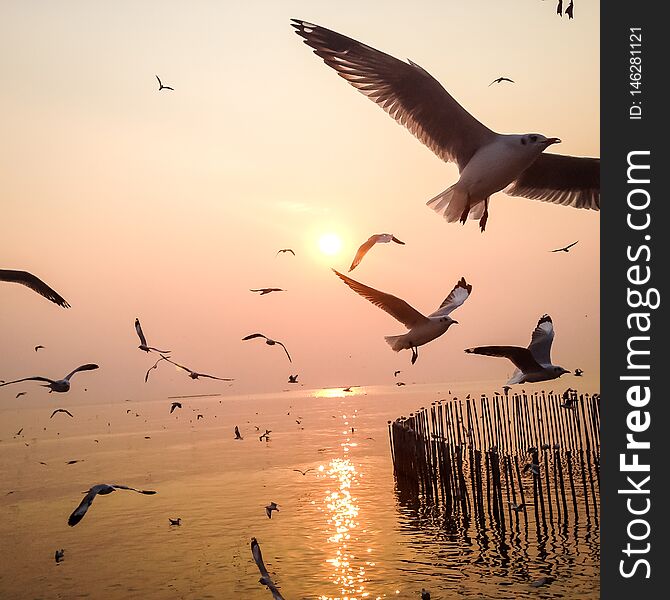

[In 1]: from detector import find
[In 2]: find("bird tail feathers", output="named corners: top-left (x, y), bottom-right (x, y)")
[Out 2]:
top-left (385, 335), bottom-right (408, 352)
top-left (426, 184), bottom-right (482, 223)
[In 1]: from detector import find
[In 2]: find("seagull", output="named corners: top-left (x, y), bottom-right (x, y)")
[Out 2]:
top-left (531, 576), bottom-right (554, 588)
top-left (293, 468), bottom-right (314, 476)
top-left (508, 501), bottom-right (526, 513)
top-left (394, 370), bottom-right (402, 377)
top-left (242, 334), bottom-right (292, 362)
top-left (250, 288), bottom-right (285, 295)
top-left (0, 364), bottom-right (99, 393)
top-left (523, 463), bottom-right (541, 476)
top-left (333, 270), bottom-right (471, 364)
top-left (551, 240), bottom-right (579, 253)
top-left (50, 409), bottom-right (74, 419)
top-left (0, 269), bottom-right (70, 307)
top-left (349, 233), bottom-right (405, 271)
top-left (557, 0), bottom-right (563, 16)
top-left (291, 20), bottom-right (599, 232)
top-left (396, 382), bottom-right (406, 386)
top-left (265, 502), bottom-right (279, 519)
top-left (169, 518), bottom-right (181, 526)
top-left (68, 484), bottom-right (157, 526)
top-left (35, 345), bottom-right (45, 352)
top-left (465, 315), bottom-right (570, 384)
top-left (144, 356), bottom-right (169, 383)
top-left (574, 368), bottom-right (584, 376)
top-left (288, 374), bottom-right (299, 384)
top-left (489, 77), bottom-right (515, 86)
top-left (251, 538), bottom-right (286, 600)
top-left (234, 425), bottom-right (243, 440)
top-left (135, 319), bottom-right (170, 354)
top-left (196, 414), bottom-right (204, 420)
top-left (15, 392), bottom-right (27, 399)
top-left (16, 427), bottom-right (23, 436)
top-left (156, 75), bottom-right (173, 91)
top-left (259, 429), bottom-right (272, 441)
top-left (421, 589), bottom-right (431, 600)
top-left (160, 355), bottom-right (234, 382)
top-left (566, 1), bottom-right (574, 19)
top-left (276, 248), bottom-right (295, 256)
top-left (54, 549), bottom-right (65, 563)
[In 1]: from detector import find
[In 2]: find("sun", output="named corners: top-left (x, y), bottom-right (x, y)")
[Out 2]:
top-left (318, 233), bottom-right (342, 256)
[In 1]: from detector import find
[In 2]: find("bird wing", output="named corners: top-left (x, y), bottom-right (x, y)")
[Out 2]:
top-left (243, 333), bottom-right (268, 341)
top-left (276, 341), bottom-right (292, 363)
top-left (111, 484), bottom-right (157, 494)
top-left (68, 486), bottom-right (110, 526)
top-left (291, 20), bottom-right (497, 170)
top-left (64, 364), bottom-right (99, 381)
top-left (135, 318), bottom-right (148, 346)
top-left (333, 269), bottom-right (428, 329)
top-left (0, 269), bottom-right (70, 308)
top-left (428, 277), bottom-right (472, 318)
top-left (527, 314), bottom-right (555, 366)
top-left (505, 153), bottom-right (600, 210)
top-left (349, 236), bottom-right (379, 271)
top-left (145, 357), bottom-right (167, 382)
top-left (156, 75), bottom-right (162, 86)
top-left (0, 376), bottom-right (55, 386)
top-left (465, 345), bottom-right (543, 373)
top-left (162, 357), bottom-right (192, 374)
top-left (198, 373), bottom-right (235, 381)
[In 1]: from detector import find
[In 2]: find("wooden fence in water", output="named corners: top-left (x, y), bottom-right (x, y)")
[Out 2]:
top-left (388, 389), bottom-right (600, 530)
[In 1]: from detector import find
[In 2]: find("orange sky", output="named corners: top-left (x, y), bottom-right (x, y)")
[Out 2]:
top-left (0, 1), bottom-right (599, 402)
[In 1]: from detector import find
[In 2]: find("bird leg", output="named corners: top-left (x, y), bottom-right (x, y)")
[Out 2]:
top-left (459, 202), bottom-right (471, 225)
top-left (479, 199), bottom-right (489, 232)
top-left (411, 346), bottom-right (418, 365)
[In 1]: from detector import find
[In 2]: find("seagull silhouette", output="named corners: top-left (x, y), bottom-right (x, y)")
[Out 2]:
top-left (34, 345), bottom-right (45, 352)
top-left (574, 368), bottom-right (584, 376)
top-left (0, 364), bottom-right (99, 393)
top-left (243, 334), bottom-right (292, 362)
top-left (145, 356), bottom-right (169, 383)
top-left (50, 409), bottom-right (74, 419)
top-left (55, 549), bottom-right (65, 563)
top-left (160, 355), bottom-right (234, 382)
top-left (15, 392), bottom-right (27, 399)
top-left (551, 240), bottom-right (579, 252)
top-left (394, 370), bottom-right (402, 377)
top-left (333, 269), bottom-right (471, 364)
top-left (293, 468), bottom-right (315, 476)
top-left (169, 517), bottom-right (181, 526)
top-left (156, 75), bottom-right (173, 91)
top-left (288, 374), bottom-right (299, 384)
top-left (291, 19), bottom-right (599, 232)
top-left (349, 233), bottom-right (405, 271)
top-left (276, 248), bottom-right (295, 256)
top-left (565, 1), bottom-right (574, 19)
top-left (251, 537), bottom-right (286, 600)
top-left (234, 425), bottom-right (243, 439)
top-left (135, 318), bottom-right (170, 354)
top-left (489, 77), bottom-right (515, 86)
top-left (250, 288), bottom-right (285, 295)
top-left (265, 502), bottom-right (279, 518)
top-left (68, 484), bottom-right (157, 526)
top-left (170, 401), bottom-right (182, 414)
top-left (0, 269), bottom-right (70, 307)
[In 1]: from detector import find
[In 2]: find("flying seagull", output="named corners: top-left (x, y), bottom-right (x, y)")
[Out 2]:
top-left (489, 77), bottom-right (515, 86)
top-left (557, 0), bottom-right (563, 16)
top-left (288, 374), bottom-right (299, 384)
top-left (465, 315), bottom-right (569, 385)
top-left (135, 318), bottom-right (170, 354)
top-left (234, 425), bottom-right (243, 440)
top-left (566, 1), bottom-right (574, 19)
top-left (259, 429), bottom-right (272, 441)
top-left (394, 370), bottom-right (402, 377)
top-left (169, 517), bottom-right (181, 526)
top-left (293, 468), bottom-right (314, 476)
top-left (251, 537), bottom-right (286, 600)
top-left (508, 501), bottom-right (526, 513)
top-left (55, 549), bottom-right (65, 563)
top-left (68, 484), bottom-right (157, 526)
top-left (574, 368), bottom-right (584, 376)
top-left (160, 355), bottom-right (234, 382)
top-left (276, 248), bottom-right (295, 256)
top-left (16, 392), bottom-right (27, 399)
top-left (250, 288), bottom-right (285, 295)
top-left (265, 502), bottom-right (279, 519)
top-left (349, 233), bottom-right (405, 272)
top-left (333, 269), bottom-right (471, 364)
top-left (0, 364), bottom-right (99, 393)
top-left (156, 75), bottom-right (173, 91)
top-left (551, 240), bottom-right (579, 252)
top-left (35, 345), bottom-right (45, 352)
top-left (421, 589), bottom-right (431, 600)
top-left (50, 409), bottom-right (74, 419)
top-left (242, 334), bottom-right (292, 362)
top-left (0, 269), bottom-right (70, 308)
top-left (291, 20), bottom-right (599, 232)
top-left (145, 356), bottom-right (169, 383)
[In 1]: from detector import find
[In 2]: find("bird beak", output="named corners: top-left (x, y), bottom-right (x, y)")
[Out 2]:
top-left (545, 137), bottom-right (561, 146)
top-left (452, 320), bottom-right (459, 325)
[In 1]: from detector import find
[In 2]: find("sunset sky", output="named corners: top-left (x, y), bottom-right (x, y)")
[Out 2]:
top-left (0, 1), bottom-right (600, 403)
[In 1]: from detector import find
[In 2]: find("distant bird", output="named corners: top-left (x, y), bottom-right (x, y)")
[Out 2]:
top-left (234, 425), bottom-right (243, 440)
top-left (160, 355), bottom-right (234, 382)
top-left (396, 382), bottom-right (406, 387)
top-left (465, 315), bottom-right (569, 385)
top-left (566, 1), bottom-right (574, 19)
top-left (259, 429), bottom-right (272, 441)
top-left (265, 502), bottom-right (279, 519)
top-left (250, 288), bottom-right (285, 295)
top-left (0, 364), bottom-right (99, 393)
top-left (144, 356), bottom-right (169, 383)
top-left (489, 77), bottom-right (514, 86)
top-left (35, 345), bottom-right (45, 352)
top-left (50, 409), bottom-right (74, 419)
top-left (276, 248), bottom-right (295, 256)
top-left (135, 318), bottom-right (170, 354)
top-left (293, 468), bottom-right (314, 476)
top-left (169, 518), bottom-right (181, 526)
top-left (523, 463), bottom-right (540, 476)
top-left (508, 502), bottom-right (526, 513)
top-left (251, 537), bottom-right (286, 600)
top-left (551, 240), bottom-right (579, 253)
top-left (394, 370), bottom-right (402, 377)
top-left (349, 233), bottom-right (405, 271)
top-left (68, 484), bottom-right (157, 526)
top-left (557, 0), bottom-right (563, 16)
top-left (156, 75), bottom-right (173, 91)
top-left (243, 334), bottom-right (292, 362)
top-left (421, 589), bottom-right (431, 600)
top-left (288, 374), bottom-right (299, 384)
top-left (342, 386), bottom-right (355, 392)
top-left (66, 460), bottom-right (83, 465)
top-left (292, 20), bottom-right (599, 233)
top-left (333, 270), bottom-right (471, 364)
top-left (169, 401), bottom-right (182, 414)
top-left (54, 549), bottom-right (65, 563)
top-left (531, 576), bottom-right (554, 588)
top-left (0, 269), bottom-right (70, 308)
top-left (15, 392), bottom-right (27, 399)
top-left (196, 414), bottom-right (204, 420)
top-left (574, 368), bottom-right (584, 376)
top-left (16, 427), bottom-right (23, 436)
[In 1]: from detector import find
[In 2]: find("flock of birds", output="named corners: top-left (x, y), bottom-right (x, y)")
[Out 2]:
top-left (1, 16), bottom-right (597, 598)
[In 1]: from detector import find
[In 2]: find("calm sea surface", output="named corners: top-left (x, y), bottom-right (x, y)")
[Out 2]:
top-left (0, 380), bottom-right (600, 599)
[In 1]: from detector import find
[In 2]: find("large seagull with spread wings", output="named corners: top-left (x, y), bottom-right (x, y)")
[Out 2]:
top-left (292, 20), bottom-right (599, 231)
